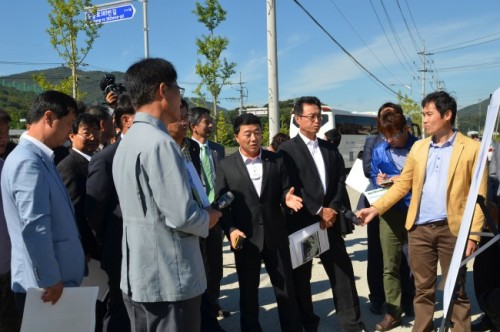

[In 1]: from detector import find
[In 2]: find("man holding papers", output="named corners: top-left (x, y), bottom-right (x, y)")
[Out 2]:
top-left (215, 113), bottom-right (303, 332)
top-left (278, 96), bottom-right (366, 332)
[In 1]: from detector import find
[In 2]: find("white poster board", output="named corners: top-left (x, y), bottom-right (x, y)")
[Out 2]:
top-left (288, 222), bottom-right (330, 269)
top-left (440, 87), bottom-right (500, 330)
top-left (21, 287), bottom-right (99, 332)
top-left (346, 159), bottom-right (371, 194)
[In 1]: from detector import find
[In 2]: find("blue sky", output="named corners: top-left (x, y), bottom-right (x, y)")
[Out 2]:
top-left (1, 1), bottom-right (500, 112)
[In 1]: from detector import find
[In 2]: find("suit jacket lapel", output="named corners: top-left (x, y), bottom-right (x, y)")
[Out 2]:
top-left (318, 141), bottom-right (330, 190)
top-left (447, 135), bottom-right (464, 188)
top-left (260, 151), bottom-right (271, 198)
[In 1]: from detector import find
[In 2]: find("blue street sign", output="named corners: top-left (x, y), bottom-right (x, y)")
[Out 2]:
top-left (86, 4), bottom-right (136, 24)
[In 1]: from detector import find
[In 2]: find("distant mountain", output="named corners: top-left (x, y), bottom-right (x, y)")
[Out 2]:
top-left (0, 67), bottom-right (229, 128)
top-left (457, 98), bottom-right (491, 133)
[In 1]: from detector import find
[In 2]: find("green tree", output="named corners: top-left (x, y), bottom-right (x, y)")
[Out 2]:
top-left (32, 73), bottom-right (73, 97)
top-left (45, 0), bottom-right (101, 100)
top-left (193, 0), bottom-right (236, 141)
top-left (216, 111), bottom-right (233, 146)
top-left (397, 93), bottom-right (422, 133)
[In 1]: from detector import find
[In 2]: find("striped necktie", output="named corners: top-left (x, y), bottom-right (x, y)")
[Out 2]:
top-left (200, 144), bottom-right (215, 202)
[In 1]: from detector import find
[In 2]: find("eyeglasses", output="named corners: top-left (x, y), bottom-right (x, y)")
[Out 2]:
top-left (299, 114), bottom-right (322, 122)
top-left (382, 131), bottom-right (403, 142)
top-left (167, 83), bottom-right (185, 97)
top-left (77, 132), bottom-right (98, 139)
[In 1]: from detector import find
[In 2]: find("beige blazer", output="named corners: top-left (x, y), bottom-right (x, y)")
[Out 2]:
top-left (373, 132), bottom-right (486, 241)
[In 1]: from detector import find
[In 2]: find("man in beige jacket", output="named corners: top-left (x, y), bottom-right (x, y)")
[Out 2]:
top-left (357, 91), bottom-right (486, 332)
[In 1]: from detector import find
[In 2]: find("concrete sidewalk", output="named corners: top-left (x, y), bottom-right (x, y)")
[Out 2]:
top-left (217, 215), bottom-right (482, 331)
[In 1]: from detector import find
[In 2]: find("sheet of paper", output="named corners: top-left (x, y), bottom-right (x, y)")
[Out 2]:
top-left (185, 161), bottom-right (210, 208)
top-left (21, 287), bottom-right (98, 332)
top-left (346, 158), bottom-right (371, 194)
top-left (363, 187), bottom-right (388, 205)
top-left (288, 222), bottom-right (330, 269)
top-left (81, 259), bottom-right (109, 301)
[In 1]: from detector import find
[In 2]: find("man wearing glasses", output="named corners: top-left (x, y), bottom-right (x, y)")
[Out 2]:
top-left (113, 58), bottom-right (221, 331)
top-left (278, 96), bottom-right (366, 332)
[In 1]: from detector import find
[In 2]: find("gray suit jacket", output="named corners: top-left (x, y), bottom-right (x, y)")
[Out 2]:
top-left (113, 112), bottom-right (209, 302)
top-left (1, 138), bottom-right (85, 292)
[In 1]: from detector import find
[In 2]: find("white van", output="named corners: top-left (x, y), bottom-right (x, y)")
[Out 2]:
top-left (289, 106), bottom-right (377, 168)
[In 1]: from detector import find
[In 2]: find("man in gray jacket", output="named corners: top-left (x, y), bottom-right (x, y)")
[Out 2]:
top-left (113, 58), bottom-right (221, 331)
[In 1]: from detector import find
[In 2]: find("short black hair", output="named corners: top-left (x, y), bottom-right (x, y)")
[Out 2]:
top-left (86, 105), bottom-right (111, 122)
top-left (113, 94), bottom-right (136, 130)
top-left (0, 108), bottom-right (11, 125)
top-left (324, 128), bottom-right (341, 148)
top-left (421, 91), bottom-right (457, 125)
top-left (188, 107), bottom-right (211, 127)
top-left (72, 113), bottom-right (100, 134)
top-left (270, 132), bottom-right (290, 151)
top-left (124, 58), bottom-right (178, 109)
top-left (233, 113), bottom-right (261, 135)
top-left (293, 96), bottom-right (322, 116)
top-left (181, 98), bottom-right (189, 111)
top-left (28, 90), bottom-right (77, 124)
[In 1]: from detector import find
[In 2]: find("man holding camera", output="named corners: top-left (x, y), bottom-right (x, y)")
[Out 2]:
top-left (215, 113), bottom-right (303, 332)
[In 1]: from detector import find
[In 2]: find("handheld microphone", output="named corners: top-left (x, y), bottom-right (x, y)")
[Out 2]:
top-left (340, 207), bottom-right (361, 226)
top-left (211, 191), bottom-right (235, 210)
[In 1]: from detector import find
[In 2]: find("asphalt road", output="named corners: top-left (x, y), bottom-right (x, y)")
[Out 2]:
top-left (216, 187), bottom-right (482, 332)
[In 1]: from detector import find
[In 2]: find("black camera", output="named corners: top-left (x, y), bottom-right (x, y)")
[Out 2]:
top-left (99, 74), bottom-right (126, 96)
top-left (340, 207), bottom-right (361, 226)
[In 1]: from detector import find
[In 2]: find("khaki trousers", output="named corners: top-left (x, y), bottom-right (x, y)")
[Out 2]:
top-left (408, 222), bottom-right (470, 332)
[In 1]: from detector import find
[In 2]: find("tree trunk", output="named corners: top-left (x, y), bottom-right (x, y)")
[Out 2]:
top-left (213, 97), bottom-right (218, 142)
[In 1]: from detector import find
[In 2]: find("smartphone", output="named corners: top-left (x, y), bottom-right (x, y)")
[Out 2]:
top-left (380, 179), bottom-right (393, 187)
top-left (234, 236), bottom-right (244, 250)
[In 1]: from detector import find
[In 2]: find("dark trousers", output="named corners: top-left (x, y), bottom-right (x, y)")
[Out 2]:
top-left (366, 216), bottom-right (386, 306)
top-left (200, 224), bottom-right (223, 311)
top-left (102, 268), bottom-right (130, 332)
top-left (473, 233), bottom-right (500, 330)
top-left (122, 293), bottom-right (201, 332)
top-left (0, 272), bottom-right (21, 332)
top-left (293, 226), bottom-right (363, 332)
top-left (234, 243), bottom-right (302, 332)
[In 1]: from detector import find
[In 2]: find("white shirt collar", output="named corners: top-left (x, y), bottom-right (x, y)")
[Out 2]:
top-left (298, 131), bottom-right (318, 147)
top-left (191, 137), bottom-right (209, 149)
top-left (21, 133), bottom-right (54, 160)
top-left (72, 147), bottom-right (92, 161)
top-left (239, 148), bottom-right (262, 164)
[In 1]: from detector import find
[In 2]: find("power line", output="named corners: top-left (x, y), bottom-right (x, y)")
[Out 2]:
top-left (327, 0), bottom-right (409, 88)
top-left (395, 0), bottom-right (420, 54)
top-left (291, 0), bottom-right (400, 97)
top-left (429, 33), bottom-right (500, 54)
top-left (0, 60), bottom-right (65, 66)
top-left (403, 0), bottom-right (424, 47)
top-left (368, 0), bottom-right (415, 78)
top-left (378, 0), bottom-right (418, 72)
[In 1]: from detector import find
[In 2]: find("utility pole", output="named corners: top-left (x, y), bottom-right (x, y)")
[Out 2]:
top-left (418, 43), bottom-right (432, 139)
top-left (267, 0), bottom-right (279, 142)
top-left (234, 72), bottom-right (247, 115)
top-left (142, 0), bottom-right (149, 58)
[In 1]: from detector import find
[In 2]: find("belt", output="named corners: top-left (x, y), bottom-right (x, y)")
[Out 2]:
top-left (417, 219), bottom-right (448, 228)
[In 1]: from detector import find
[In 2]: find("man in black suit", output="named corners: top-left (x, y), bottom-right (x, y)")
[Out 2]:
top-left (189, 106), bottom-right (227, 317)
top-left (215, 113), bottom-right (303, 332)
top-left (278, 96), bottom-right (366, 332)
top-left (85, 94), bottom-right (135, 332)
top-left (57, 113), bottom-right (101, 261)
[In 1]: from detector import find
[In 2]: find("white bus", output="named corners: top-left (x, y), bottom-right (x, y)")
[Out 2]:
top-left (289, 106), bottom-right (377, 168)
